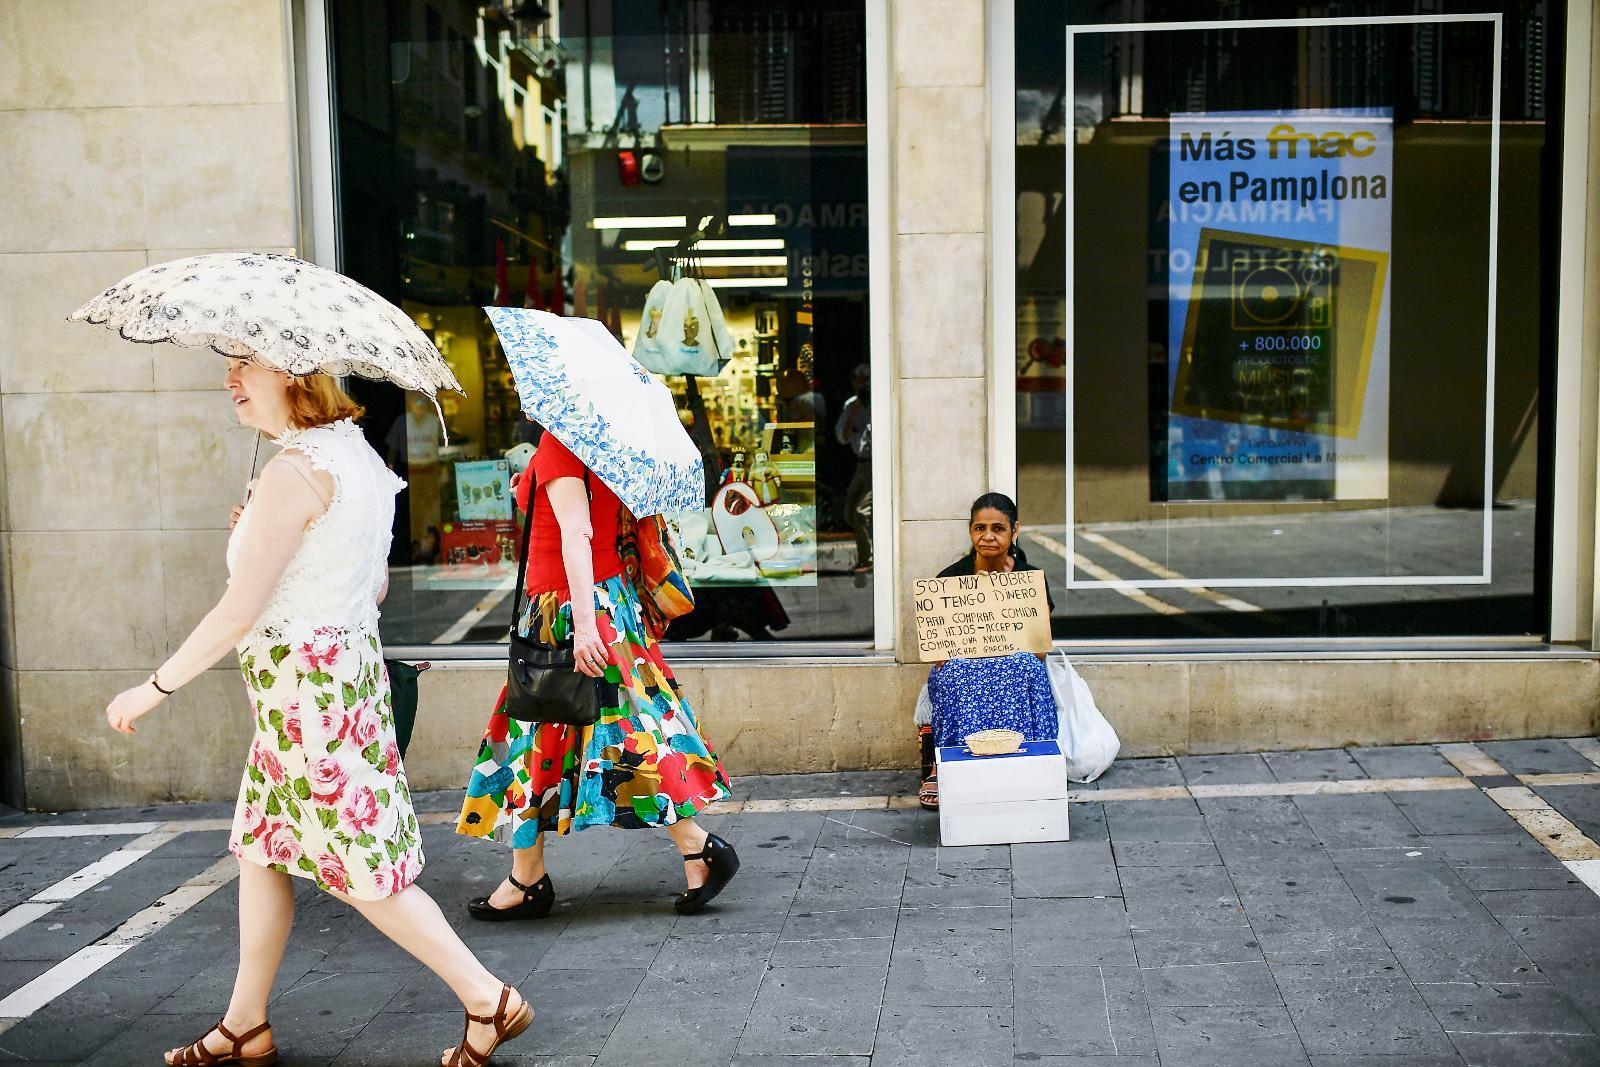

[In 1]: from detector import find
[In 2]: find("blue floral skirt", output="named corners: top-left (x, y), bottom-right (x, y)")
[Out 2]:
top-left (928, 653), bottom-right (1057, 748)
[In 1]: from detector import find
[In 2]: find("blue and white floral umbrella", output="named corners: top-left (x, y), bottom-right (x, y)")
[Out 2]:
top-left (486, 307), bottom-right (703, 518)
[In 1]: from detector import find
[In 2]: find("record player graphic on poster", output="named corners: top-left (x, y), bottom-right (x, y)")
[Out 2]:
top-left (1164, 110), bottom-right (1392, 501)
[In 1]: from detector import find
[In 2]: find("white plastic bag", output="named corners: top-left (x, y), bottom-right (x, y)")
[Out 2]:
top-left (913, 681), bottom-right (934, 727)
top-left (1047, 651), bottom-right (1119, 782)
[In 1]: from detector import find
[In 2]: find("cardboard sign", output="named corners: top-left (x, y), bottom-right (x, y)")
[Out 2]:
top-left (913, 570), bottom-right (1053, 662)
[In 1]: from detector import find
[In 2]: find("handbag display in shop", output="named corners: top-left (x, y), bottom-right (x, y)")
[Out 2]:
top-left (503, 474), bottom-right (603, 727)
top-left (631, 225), bottom-right (734, 378)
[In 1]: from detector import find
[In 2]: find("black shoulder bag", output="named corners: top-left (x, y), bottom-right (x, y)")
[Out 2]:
top-left (504, 472), bottom-right (603, 726)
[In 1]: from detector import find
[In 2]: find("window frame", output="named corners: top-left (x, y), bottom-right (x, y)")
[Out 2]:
top-left (986, 0), bottom-right (1588, 651)
top-left (291, 0), bottom-right (898, 658)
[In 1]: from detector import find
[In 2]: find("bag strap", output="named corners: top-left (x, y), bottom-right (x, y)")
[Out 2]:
top-left (509, 463), bottom-right (591, 634)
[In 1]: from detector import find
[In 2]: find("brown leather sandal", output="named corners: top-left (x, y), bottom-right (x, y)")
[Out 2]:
top-left (444, 984), bottom-right (534, 1067)
top-left (165, 1020), bottom-right (278, 1066)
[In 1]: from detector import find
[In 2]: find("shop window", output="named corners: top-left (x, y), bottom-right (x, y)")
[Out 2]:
top-left (329, 0), bottom-right (875, 648)
top-left (1013, 2), bottom-right (1558, 639)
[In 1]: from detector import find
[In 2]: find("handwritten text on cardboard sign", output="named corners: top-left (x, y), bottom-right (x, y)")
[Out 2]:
top-left (913, 570), bottom-right (1052, 662)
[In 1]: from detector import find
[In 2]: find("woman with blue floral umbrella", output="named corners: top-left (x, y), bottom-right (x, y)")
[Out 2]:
top-left (456, 308), bottom-right (738, 920)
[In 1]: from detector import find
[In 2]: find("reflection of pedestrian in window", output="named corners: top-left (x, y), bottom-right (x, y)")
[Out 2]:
top-left (664, 379), bottom-right (790, 642)
top-left (385, 393), bottom-right (445, 564)
top-left (914, 493), bottom-right (1056, 810)
top-left (834, 364), bottom-right (872, 574)
top-left (779, 369), bottom-right (827, 426)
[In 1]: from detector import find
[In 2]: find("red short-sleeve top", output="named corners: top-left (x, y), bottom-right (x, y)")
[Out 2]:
top-left (516, 434), bottom-right (624, 596)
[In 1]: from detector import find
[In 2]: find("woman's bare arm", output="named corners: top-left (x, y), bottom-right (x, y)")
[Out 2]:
top-left (547, 475), bottom-right (607, 678)
top-left (105, 455), bottom-right (326, 732)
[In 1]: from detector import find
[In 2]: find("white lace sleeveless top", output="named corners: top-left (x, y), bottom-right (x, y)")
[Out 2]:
top-left (227, 419), bottom-right (403, 644)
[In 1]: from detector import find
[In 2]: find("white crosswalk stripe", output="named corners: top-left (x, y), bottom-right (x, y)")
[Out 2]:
top-left (0, 830), bottom-right (179, 944)
top-left (0, 857), bottom-right (237, 1024)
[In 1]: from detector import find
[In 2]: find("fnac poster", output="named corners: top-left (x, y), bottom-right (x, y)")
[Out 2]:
top-left (1164, 109), bottom-right (1391, 501)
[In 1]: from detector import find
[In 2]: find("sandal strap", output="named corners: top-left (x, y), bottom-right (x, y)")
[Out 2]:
top-left (451, 987), bottom-right (517, 1066)
top-left (492, 983), bottom-right (512, 1031)
top-left (177, 1030), bottom-right (224, 1066)
top-left (215, 1019), bottom-right (271, 1050)
top-left (506, 873), bottom-right (546, 898)
top-left (463, 985), bottom-right (515, 1027)
top-left (449, 1035), bottom-right (491, 1067)
top-left (682, 837), bottom-right (724, 863)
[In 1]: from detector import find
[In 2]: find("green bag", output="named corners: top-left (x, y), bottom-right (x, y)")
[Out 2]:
top-left (385, 659), bottom-right (430, 759)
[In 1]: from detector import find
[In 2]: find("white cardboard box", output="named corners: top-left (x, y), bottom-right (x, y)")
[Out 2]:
top-left (937, 740), bottom-right (1070, 806)
top-left (939, 796), bottom-right (1071, 847)
top-left (936, 740), bottom-right (1070, 847)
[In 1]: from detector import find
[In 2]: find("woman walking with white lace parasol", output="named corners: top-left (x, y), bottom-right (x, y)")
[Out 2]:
top-left (76, 253), bottom-right (530, 1067)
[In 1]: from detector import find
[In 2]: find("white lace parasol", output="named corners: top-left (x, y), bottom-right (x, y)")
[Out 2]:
top-left (70, 252), bottom-right (463, 397)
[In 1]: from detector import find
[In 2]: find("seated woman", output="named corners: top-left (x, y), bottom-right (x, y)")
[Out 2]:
top-left (917, 493), bottom-right (1057, 809)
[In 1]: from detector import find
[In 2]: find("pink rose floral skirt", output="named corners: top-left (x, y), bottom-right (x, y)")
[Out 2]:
top-left (228, 625), bottom-right (424, 900)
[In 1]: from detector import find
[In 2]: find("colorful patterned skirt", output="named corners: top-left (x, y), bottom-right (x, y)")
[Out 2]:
top-left (456, 575), bottom-right (732, 844)
top-left (229, 626), bottom-right (425, 900)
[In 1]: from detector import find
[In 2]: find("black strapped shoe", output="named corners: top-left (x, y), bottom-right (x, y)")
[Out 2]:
top-left (467, 872), bottom-right (555, 922)
top-left (674, 834), bottom-right (741, 915)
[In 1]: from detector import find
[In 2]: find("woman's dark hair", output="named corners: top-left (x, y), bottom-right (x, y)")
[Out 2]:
top-left (969, 493), bottom-right (1019, 527)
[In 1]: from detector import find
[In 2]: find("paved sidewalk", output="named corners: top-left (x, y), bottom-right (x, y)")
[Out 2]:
top-left (2, 740), bottom-right (1600, 1065)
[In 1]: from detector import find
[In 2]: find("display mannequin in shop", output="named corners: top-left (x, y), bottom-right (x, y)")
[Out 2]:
top-left (455, 430), bottom-right (739, 918)
top-left (914, 493), bottom-right (1057, 810)
top-left (385, 390), bottom-right (445, 564)
top-left (104, 360), bottom-right (531, 1067)
top-left (834, 365), bottom-right (873, 574)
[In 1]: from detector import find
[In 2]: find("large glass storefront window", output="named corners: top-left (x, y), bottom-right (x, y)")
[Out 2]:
top-left (330, 0), bottom-right (874, 648)
top-left (1014, 1), bottom-right (1560, 640)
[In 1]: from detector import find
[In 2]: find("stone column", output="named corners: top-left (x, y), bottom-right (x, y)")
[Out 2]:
top-left (890, 0), bottom-right (992, 656)
top-left (0, 1), bottom-right (297, 808)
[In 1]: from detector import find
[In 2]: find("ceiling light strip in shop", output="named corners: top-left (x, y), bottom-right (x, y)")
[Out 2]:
top-left (590, 215), bottom-right (689, 229)
top-left (694, 256), bottom-right (788, 268)
top-left (622, 238), bottom-right (786, 252)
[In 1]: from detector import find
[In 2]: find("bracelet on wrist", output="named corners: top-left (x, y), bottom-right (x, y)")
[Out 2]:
top-left (149, 673), bottom-right (174, 696)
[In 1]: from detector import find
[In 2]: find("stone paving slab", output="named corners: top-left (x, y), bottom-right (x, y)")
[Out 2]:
top-left (1, 743), bottom-right (1599, 1064)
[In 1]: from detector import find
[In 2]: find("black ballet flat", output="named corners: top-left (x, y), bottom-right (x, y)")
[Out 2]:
top-left (675, 834), bottom-right (740, 915)
top-left (467, 873), bottom-right (555, 922)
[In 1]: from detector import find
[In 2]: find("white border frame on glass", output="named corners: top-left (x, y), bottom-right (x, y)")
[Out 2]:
top-left (292, 0), bottom-right (897, 655)
top-left (993, 11), bottom-right (1505, 590)
top-left (291, 0), bottom-right (339, 268)
top-left (1552, 0), bottom-right (1596, 645)
top-left (865, 0), bottom-right (896, 650)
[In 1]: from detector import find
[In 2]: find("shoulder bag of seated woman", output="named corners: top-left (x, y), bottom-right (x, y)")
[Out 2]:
top-left (503, 472), bottom-right (602, 726)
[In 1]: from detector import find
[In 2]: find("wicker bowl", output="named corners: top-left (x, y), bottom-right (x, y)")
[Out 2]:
top-left (964, 729), bottom-right (1024, 756)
